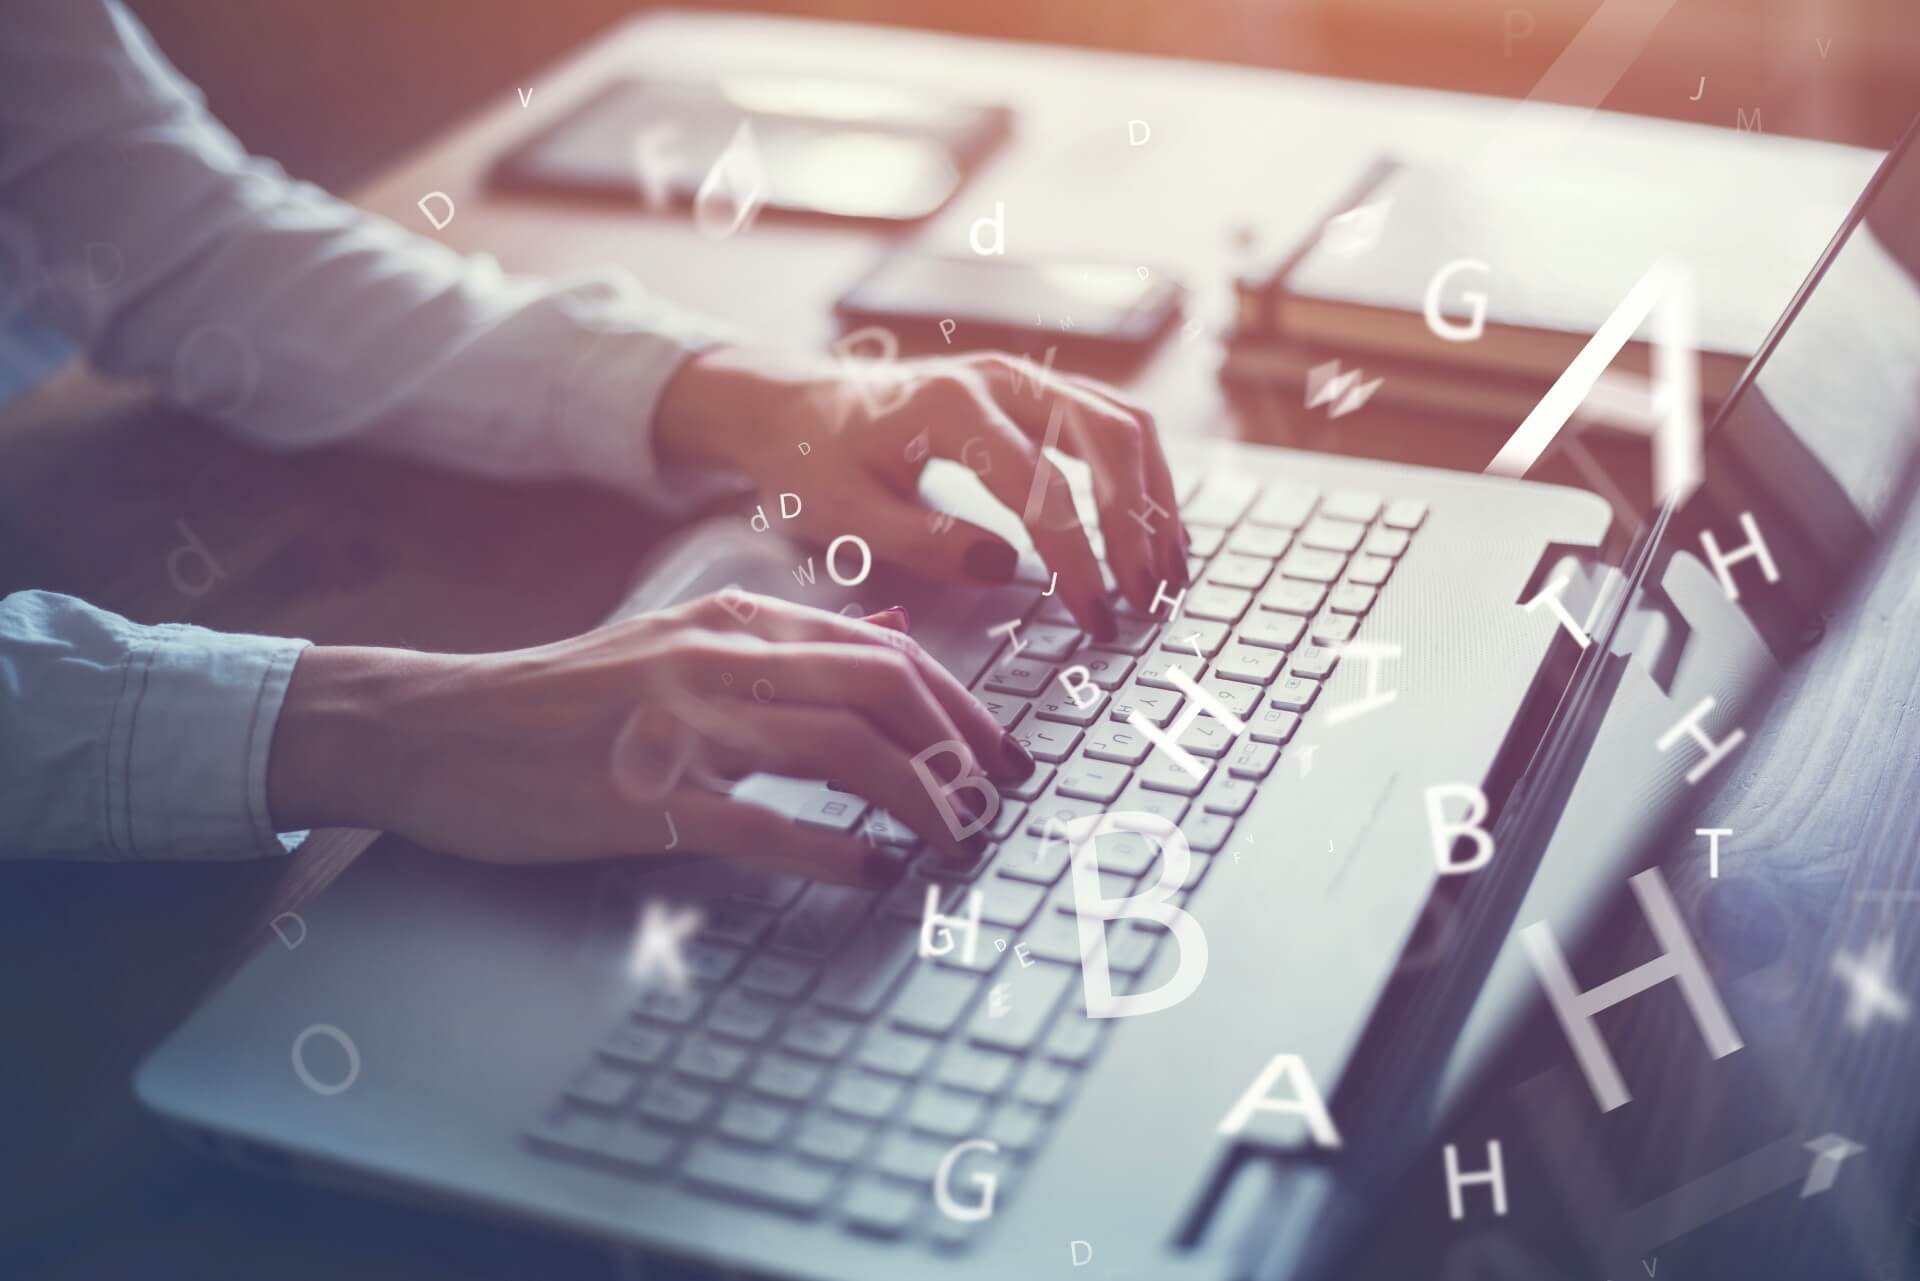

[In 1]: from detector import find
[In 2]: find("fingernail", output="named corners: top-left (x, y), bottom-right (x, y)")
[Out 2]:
top-left (1087, 596), bottom-right (1118, 642)
top-left (963, 540), bottom-right (1018, 585)
top-left (1181, 527), bottom-right (1193, 550)
top-left (1000, 730), bottom-right (1037, 777)
top-left (861, 851), bottom-right (905, 888)
top-left (866, 605), bottom-right (910, 631)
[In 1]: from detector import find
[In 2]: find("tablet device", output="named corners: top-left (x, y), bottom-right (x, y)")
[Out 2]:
top-left (489, 75), bottom-right (1011, 223)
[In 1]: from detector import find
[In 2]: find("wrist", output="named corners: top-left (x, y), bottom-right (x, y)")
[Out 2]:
top-left (266, 645), bottom-right (434, 832)
top-left (654, 344), bottom-right (815, 474)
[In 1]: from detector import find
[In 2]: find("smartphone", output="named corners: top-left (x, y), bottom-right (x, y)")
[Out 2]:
top-left (835, 253), bottom-right (1183, 358)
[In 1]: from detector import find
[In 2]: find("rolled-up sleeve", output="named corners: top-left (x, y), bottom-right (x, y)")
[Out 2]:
top-left (0, 591), bottom-right (309, 861)
top-left (0, 0), bottom-right (747, 514)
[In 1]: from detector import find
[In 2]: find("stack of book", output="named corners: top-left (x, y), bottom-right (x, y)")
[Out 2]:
top-left (1223, 157), bottom-right (1812, 429)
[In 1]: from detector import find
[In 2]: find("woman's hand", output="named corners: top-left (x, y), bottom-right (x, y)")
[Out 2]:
top-left (654, 345), bottom-right (1188, 640)
top-left (265, 594), bottom-right (1034, 885)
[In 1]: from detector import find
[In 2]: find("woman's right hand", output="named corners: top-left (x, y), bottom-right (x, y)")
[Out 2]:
top-left (266, 592), bottom-right (1036, 886)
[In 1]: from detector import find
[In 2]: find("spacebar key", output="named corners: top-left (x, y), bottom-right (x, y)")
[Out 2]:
top-left (682, 1141), bottom-right (837, 1215)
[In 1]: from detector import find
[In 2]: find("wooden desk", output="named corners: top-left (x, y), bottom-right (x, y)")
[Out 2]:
top-left (0, 10), bottom-right (1902, 1279)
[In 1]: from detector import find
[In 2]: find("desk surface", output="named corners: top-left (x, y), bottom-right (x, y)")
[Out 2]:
top-left (1, 11), bottom-right (1909, 1280)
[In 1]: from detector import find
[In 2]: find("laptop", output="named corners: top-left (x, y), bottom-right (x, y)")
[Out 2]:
top-left (134, 122), bottom-right (1920, 1281)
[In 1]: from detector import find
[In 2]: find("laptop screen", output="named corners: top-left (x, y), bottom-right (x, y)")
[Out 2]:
top-left (1653, 117), bottom-right (1920, 656)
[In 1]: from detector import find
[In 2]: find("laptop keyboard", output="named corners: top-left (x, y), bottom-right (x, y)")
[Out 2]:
top-left (524, 470), bottom-right (1427, 1247)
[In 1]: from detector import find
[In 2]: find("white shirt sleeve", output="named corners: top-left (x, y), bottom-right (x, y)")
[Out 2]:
top-left (0, 591), bottom-right (309, 860)
top-left (0, 0), bottom-right (747, 512)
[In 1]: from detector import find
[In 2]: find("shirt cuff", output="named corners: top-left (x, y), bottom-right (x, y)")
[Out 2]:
top-left (109, 623), bottom-right (311, 860)
top-left (540, 277), bottom-right (755, 517)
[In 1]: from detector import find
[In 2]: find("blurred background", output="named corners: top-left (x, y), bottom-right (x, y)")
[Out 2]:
top-left (130, 0), bottom-right (1920, 196)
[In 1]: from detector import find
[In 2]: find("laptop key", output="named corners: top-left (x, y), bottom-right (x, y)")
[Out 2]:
top-left (1327, 583), bottom-right (1378, 615)
top-left (1083, 721), bottom-right (1153, 766)
top-left (1247, 482), bottom-right (1318, 529)
top-left (751, 1053), bottom-right (825, 1102)
top-left (1182, 474), bottom-right (1260, 527)
top-left (986, 1104), bottom-right (1050, 1152)
top-left (1136, 654), bottom-right (1206, 691)
top-left (981, 877), bottom-right (1046, 928)
top-left (673, 1036), bottom-right (751, 1085)
top-left (635, 987), bottom-right (706, 1025)
top-left (794, 1113), bottom-right (874, 1164)
top-left (843, 1178), bottom-right (922, 1237)
top-left (1203, 775), bottom-right (1257, 816)
top-left (601, 1118), bottom-right (679, 1174)
top-left (1260, 578), bottom-right (1327, 615)
top-left (600, 1021), bottom-right (676, 1068)
top-left (1175, 716), bottom-right (1236, 759)
top-left (1346, 555), bottom-right (1395, 586)
top-left (1321, 489), bottom-right (1383, 524)
top-left (1070, 649), bottom-right (1135, 690)
top-left (717, 1098), bottom-right (795, 1147)
top-left (1309, 614), bottom-right (1359, 645)
top-left (813, 919), bottom-right (918, 1017)
top-left (1198, 678), bottom-right (1260, 719)
top-left (1139, 751), bottom-right (1210, 794)
top-left (1249, 707), bottom-right (1301, 744)
top-left (1291, 646), bottom-right (1341, 680)
top-left (983, 655), bottom-right (1056, 698)
top-left (1033, 687), bottom-right (1106, 726)
top-left (682, 1140), bottom-right (837, 1215)
top-left (857, 1025), bottom-right (940, 1077)
top-left (726, 866), bottom-right (806, 911)
top-left (795, 789), bottom-right (869, 833)
top-left (1269, 677), bottom-right (1320, 712)
top-left (706, 991), bottom-right (783, 1043)
top-left (1228, 741), bottom-right (1281, 780)
top-left (905, 1086), bottom-right (988, 1137)
top-left (1382, 497), bottom-right (1428, 529)
top-left (826, 1070), bottom-right (905, 1120)
top-left (977, 693), bottom-right (1030, 732)
top-left (1044, 1018), bottom-right (1103, 1065)
top-left (1186, 523), bottom-right (1226, 556)
top-left (968, 960), bottom-right (1075, 1051)
top-left (1278, 547), bottom-right (1346, 583)
top-left (892, 966), bottom-right (985, 1036)
top-left (1013, 1060), bottom-right (1075, 1108)
top-left (1116, 782), bottom-right (1189, 827)
top-left (1363, 528), bottom-right (1410, 559)
top-left (1085, 830), bottom-right (1156, 876)
top-left (1206, 554), bottom-right (1271, 590)
top-left (935, 1043), bottom-right (1019, 1094)
top-left (567, 1062), bottom-right (642, 1112)
top-left (1182, 584), bottom-right (1252, 623)
top-left (1214, 645), bottom-right (1284, 686)
top-left (1299, 517), bottom-right (1367, 554)
top-left (682, 940), bottom-right (744, 985)
top-left (874, 1130), bottom-right (957, 1182)
top-left (1110, 683), bottom-right (1180, 727)
top-left (1003, 763), bottom-right (1055, 802)
top-left (1163, 620), bottom-right (1229, 658)
top-left (739, 954), bottom-right (819, 1001)
top-left (638, 1078), bottom-right (716, 1128)
top-left (1018, 623), bottom-right (1084, 662)
top-left (1240, 612), bottom-right (1306, 650)
top-left (1088, 613), bottom-right (1157, 655)
top-left (995, 832), bottom-right (1072, 885)
top-left (700, 902), bottom-right (778, 948)
top-left (1012, 722), bottom-right (1081, 764)
top-left (527, 1105), bottom-right (611, 1160)
top-left (782, 1009), bottom-right (860, 1060)
top-left (1027, 794), bottom-right (1105, 835)
top-left (988, 800), bottom-right (1028, 842)
top-left (773, 884), bottom-right (878, 959)
top-left (1055, 760), bottom-right (1129, 803)
top-left (1186, 812), bottom-right (1236, 853)
top-left (1228, 524), bottom-right (1292, 559)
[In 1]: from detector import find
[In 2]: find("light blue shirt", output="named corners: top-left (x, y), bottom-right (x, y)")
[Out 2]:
top-left (0, 0), bottom-right (742, 860)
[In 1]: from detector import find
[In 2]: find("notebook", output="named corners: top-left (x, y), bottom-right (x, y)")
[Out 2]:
top-left (1227, 155), bottom-right (1855, 415)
